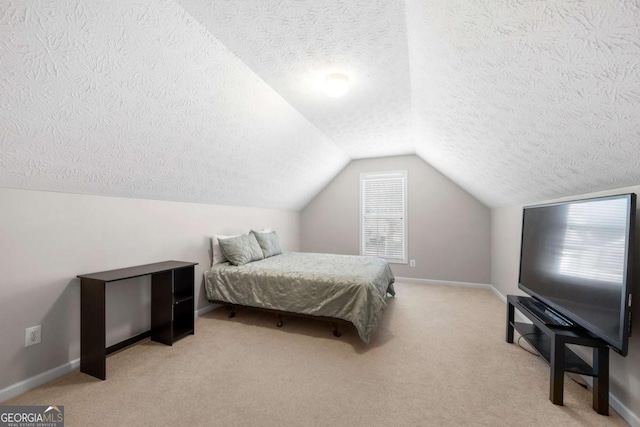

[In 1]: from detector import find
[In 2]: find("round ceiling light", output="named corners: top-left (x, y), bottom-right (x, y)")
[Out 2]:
top-left (323, 73), bottom-right (349, 97)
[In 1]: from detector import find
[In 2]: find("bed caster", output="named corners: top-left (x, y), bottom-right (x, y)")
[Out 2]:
top-left (332, 323), bottom-right (342, 337)
top-left (276, 314), bottom-right (284, 328)
top-left (228, 309), bottom-right (236, 318)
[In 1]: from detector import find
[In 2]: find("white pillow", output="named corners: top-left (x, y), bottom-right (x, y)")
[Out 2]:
top-left (252, 228), bottom-right (272, 233)
top-left (211, 229), bottom-right (271, 265)
top-left (211, 234), bottom-right (240, 265)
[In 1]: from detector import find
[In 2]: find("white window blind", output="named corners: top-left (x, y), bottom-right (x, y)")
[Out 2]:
top-left (360, 171), bottom-right (407, 263)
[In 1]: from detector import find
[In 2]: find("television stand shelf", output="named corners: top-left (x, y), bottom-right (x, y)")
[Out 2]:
top-left (506, 295), bottom-right (610, 415)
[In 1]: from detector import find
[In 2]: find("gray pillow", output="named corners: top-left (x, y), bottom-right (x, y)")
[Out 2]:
top-left (218, 233), bottom-right (264, 266)
top-left (251, 230), bottom-right (283, 258)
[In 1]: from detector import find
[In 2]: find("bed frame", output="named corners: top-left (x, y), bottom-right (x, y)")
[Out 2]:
top-left (209, 299), bottom-right (350, 337)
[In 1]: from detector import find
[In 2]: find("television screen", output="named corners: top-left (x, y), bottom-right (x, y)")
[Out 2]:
top-left (519, 193), bottom-right (635, 355)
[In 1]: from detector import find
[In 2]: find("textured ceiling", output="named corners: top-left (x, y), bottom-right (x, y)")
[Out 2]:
top-left (407, 0), bottom-right (640, 207)
top-left (177, 0), bottom-right (415, 159)
top-left (0, 0), bottom-right (348, 210)
top-left (1, 0), bottom-right (640, 210)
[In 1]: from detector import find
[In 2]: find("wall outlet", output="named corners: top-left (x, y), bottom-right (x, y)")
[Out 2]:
top-left (409, 259), bottom-right (416, 267)
top-left (25, 325), bottom-right (41, 347)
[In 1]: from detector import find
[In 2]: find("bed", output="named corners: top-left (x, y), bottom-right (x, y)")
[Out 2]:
top-left (204, 243), bottom-right (395, 343)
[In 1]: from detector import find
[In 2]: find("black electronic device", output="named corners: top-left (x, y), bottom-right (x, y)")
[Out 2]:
top-left (519, 193), bottom-right (636, 356)
top-left (518, 297), bottom-right (573, 328)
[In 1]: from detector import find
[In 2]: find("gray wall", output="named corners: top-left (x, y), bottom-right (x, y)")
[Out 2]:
top-left (301, 155), bottom-right (491, 283)
top-left (491, 185), bottom-right (640, 422)
top-left (0, 188), bottom-right (300, 394)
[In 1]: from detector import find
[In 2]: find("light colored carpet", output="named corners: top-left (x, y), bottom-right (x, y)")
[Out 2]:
top-left (5, 282), bottom-right (627, 426)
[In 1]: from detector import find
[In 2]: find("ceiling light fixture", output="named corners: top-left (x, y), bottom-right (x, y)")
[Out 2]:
top-left (323, 73), bottom-right (349, 97)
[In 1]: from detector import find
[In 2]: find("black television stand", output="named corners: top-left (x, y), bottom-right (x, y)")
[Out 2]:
top-left (506, 295), bottom-right (610, 415)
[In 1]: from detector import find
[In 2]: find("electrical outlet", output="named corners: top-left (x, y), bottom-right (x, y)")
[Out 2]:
top-left (25, 325), bottom-right (41, 347)
top-left (410, 260), bottom-right (416, 267)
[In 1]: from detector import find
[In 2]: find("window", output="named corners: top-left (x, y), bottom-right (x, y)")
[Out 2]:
top-left (360, 170), bottom-right (407, 263)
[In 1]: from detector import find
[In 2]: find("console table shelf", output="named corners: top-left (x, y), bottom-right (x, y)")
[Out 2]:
top-left (506, 295), bottom-right (610, 415)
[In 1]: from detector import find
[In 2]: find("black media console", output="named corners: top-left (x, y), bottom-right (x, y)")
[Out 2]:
top-left (506, 295), bottom-right (610, 415)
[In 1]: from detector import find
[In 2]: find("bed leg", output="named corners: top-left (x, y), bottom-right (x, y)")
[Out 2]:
top-left (276, 314), bottom-right (284, 328)
top-left (228, 306), bottom-right (236, 318)
top-left (332, 323), bottom-right (342, 338)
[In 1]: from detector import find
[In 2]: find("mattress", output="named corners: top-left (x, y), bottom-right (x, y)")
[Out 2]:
top-left (204, 251), bottom-right (395, 343)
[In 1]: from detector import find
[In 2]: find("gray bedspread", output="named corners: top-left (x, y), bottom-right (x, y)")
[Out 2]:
top-left (204, 251), bottom-right (395, 343)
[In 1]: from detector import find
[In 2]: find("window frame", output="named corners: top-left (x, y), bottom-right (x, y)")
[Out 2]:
top-left (359, 170), bottom-right (408, 264)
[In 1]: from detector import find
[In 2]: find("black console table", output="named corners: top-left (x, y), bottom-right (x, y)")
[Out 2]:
top-left (78, 261), bottom-right (198, 380)
top-left (506, 295), bottom-right (609, 415)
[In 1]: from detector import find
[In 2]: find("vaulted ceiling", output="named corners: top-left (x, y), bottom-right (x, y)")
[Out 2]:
top-left (1, 0), bottom-right (639, 210)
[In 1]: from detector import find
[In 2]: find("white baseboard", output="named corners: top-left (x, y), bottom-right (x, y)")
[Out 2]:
top-left (1, 306), bottom-right (221, 403)
top-left (395, 276), bottom-right (493, 290)
top-left (195, 303), bottom-right (220, 317)
top-left (610, 393), bottom-right (640, 427)
top-left (0, 358), bottom-right (80, 403)
top-left (579, 376), bottom-right (640, 427)
top-left (395, 276), bottom-right (509, 304)
top-left (395, 277), bottom-right (526, 321)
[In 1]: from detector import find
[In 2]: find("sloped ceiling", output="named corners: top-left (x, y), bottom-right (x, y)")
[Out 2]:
top-left (407, 0), bottom-right (640, 207)
top-left (0, 0), bottom-right (348, 210)
top-left (1, 0), bottom-right (639, 210)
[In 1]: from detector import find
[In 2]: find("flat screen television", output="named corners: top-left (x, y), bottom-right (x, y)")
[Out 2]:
top-left (519, 193), bottom-right (636, 356)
